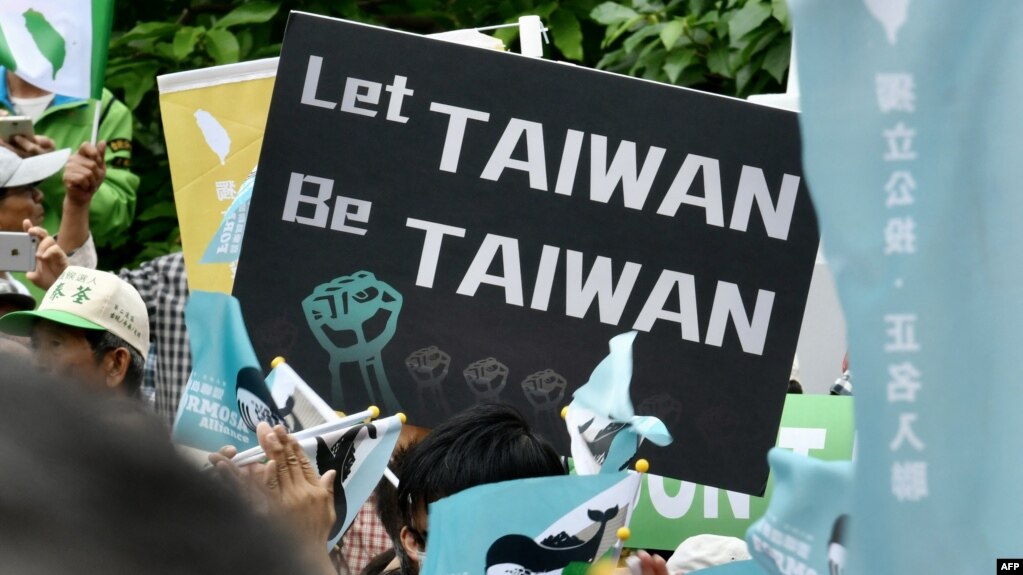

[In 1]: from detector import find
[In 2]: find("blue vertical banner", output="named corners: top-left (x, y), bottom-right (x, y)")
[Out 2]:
top-left (790, 1), bottom-right (1023, 571)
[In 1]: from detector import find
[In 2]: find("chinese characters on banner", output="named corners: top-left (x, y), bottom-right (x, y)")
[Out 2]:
top-left (876, 72), bottom-right (928, 503)
top-left (793, 0), bottom-right (1023, 572)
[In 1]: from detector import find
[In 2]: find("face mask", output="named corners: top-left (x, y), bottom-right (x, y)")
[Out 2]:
top-left (417, 551), bottom-right (427, 564)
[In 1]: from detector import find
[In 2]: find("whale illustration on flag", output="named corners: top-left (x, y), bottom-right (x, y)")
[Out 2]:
top-left (299, 414), bottom-right (402, 548)
top-left (422, 472), bottom-right (641, 575)
top-left (566, 332), bottom-right (672, 475)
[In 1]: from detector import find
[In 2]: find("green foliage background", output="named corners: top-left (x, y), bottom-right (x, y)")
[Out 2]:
top-left (103, 0), bottom-right (789, 269)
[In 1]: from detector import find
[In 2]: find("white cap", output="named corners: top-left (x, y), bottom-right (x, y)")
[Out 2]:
top-left (0, 266), bottom-right (149, 357)
top-left (667, 534), bottom-right (752, 574)
top-left (0, 146), bottom-right (71, 188)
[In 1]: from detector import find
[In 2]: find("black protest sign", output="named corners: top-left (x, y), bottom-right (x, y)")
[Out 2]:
top-left (234, 12), bottom-right (820, 495)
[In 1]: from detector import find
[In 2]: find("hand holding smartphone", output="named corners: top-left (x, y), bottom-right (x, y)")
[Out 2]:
top-left (0, 232), bottom-right (37, 272)
top-left (0, 116), bottom-right (35, 143)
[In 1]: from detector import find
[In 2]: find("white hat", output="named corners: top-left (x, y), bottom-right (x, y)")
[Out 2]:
top-left (0, 266), bottom-right (149, 357)
top-left (0, 146), bottom-right (71, 188)
top-left (667, 534), bottom-right (752, 574)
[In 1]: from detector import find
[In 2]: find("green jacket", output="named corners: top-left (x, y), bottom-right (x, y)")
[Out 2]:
top-left (0, 68), bottom-right (140, 248)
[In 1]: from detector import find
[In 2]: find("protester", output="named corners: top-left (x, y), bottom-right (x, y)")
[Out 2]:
top-left (831, 353), bottom-right (853, 396)
top-left (0, 359), bottom-right (320, 575)
top-left (19, 240), bottom-right (190, 425)
top-left (0, 265), bottom-right (148, 395)
top-left (0, 68), bottom-right (139, 248)
top-left (395, 402), bottom-right (567, 575)
top-left (0, 274), bottom-right (34, 316)
top-left (0, 146), bottom-right (101, 294)
top-left (362, 441), bottom-right (418, 575)
top-left (117, 251), bottom-right (190, 424)
top-left (210, 421), bottom-right (339, 575)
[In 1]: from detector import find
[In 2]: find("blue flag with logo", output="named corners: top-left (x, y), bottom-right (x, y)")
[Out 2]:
top-left (694, 449), bottom-right (853, 575)
top-left (299, 414), bottom-right (402, 549)
top-left (789, 0), bottom-right (1023, 571)
top-left (202, 168), bottom-right (255, 264)
top-left (172, 291), bottom-right (285, 451)
top-left (422, 472), bottom-right (641, 575)
top-left (565, 332), bottom-right (672, 475)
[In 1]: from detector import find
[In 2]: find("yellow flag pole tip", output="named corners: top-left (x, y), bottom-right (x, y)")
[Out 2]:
top-left (368, 405), bottom-right (380, 418)
top-left (634, 459), bottom-right (650, 473)
top-left (560, 406), bottom-right (569, 419)
top-left (616, 527), bottom-right (631, 541)
top-left (270, 356), bottom-right (286, 369)
top-left (397, 412), bottom-right (407, 424)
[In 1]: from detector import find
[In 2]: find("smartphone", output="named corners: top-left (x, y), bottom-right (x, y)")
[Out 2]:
top-left (0, 116), bottom-right (35, 142)
top-left (0, 232), bottom-right (37, 272)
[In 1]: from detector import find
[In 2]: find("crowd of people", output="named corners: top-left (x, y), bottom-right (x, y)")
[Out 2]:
top-left (0, 42), bottom-right (778, 575)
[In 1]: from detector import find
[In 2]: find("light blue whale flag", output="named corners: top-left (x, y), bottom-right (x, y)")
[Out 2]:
top-left (422, 472), bottom-right (641, 575)
top-left (172, 291), bottom-right (284, 452)
top-left (694, 449), bottom-right (853, 575)
top-left (304, 414), bottom-right (402, 549)
top-left (790, 0), bottom-right (1023, 572)
top-left (566, 332), bottom-right (672, 475)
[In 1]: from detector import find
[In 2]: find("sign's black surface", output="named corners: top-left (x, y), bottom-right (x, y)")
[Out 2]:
top-left (234, 12), bottom-right (820, 495)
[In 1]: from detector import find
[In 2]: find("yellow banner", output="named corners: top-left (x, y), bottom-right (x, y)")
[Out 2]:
top-left (157, 59), bottom-right (277, 293)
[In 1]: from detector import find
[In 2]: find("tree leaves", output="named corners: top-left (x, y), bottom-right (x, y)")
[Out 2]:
top-left (591, 2), bottom-right (640, 25)
top-left (763, 37), bottom-right (790, 83)
top-left (214, 1), bottom-right (281, 29)
top-left (550, 9), bottom-right (584, 61)
top-left (101, 0), bottom-right (788, 270)
top-left (204, 28), bottom-right (240, 64)
top-left (593, 0), bottom-right (789, 97)
top-left (172, 26), bottom-right (204, 61)
top-left (660, 19), bottom-right (684, 49)
top-left (729, 1), bottom-right (772, 42)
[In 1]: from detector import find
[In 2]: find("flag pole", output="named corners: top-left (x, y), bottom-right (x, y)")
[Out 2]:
top-left (89, 99), bottom-right (101, 144)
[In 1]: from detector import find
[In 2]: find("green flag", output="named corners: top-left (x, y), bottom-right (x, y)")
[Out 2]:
top-left (0, 0), bottom-right (114, 100)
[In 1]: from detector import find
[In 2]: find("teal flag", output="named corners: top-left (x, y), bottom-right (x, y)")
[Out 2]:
top-left (202, 168), bottom-right (255, 264)
top-left (422, 472), bottom-right (641, 575)
top-left (307, 415), bottom-right (402, 549)
top-left (790, 1), bottom-right (1023, 571)
top-left (172, 291), bottom-right (284, 452)
top-left (693, 449), bottom-right (853, 575)
top-left (566, 332), bottom-right (672, 475)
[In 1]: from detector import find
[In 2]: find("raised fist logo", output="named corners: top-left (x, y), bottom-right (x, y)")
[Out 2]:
top-left (405, 345), bottom-right (452, 414)
top-left (521, 369), bottom-right (567, 413)
top-left (303, 271), bottom-right (403, 412)
top-left (637, 393), bottom-right (684, 428)
top-left (463, 357), bottom-right (509, 402)
top-left (253, 316), bottom-right (298, 362)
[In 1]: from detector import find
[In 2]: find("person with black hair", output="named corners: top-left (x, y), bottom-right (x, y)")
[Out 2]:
top-left (0, 265), bottom-right (147, 395)
top-left (394, 402), bottom-right (566, 575)
top-left (0, 359), bottom-right (321, 575)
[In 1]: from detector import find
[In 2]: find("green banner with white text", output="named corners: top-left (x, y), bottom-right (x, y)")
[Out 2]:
top-left (629, 394), bottom-right (854, 550)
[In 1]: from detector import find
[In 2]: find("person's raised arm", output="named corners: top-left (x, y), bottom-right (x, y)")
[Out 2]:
top-left (58, 141), bottom-right (105, 256)
top-left (86, 94), bottom-right (139, 244)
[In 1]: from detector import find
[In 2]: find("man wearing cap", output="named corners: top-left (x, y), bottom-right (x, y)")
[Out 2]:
top-left (0, 144), bottom-right (105, 298)
top-left (0, 266), bottom-right (149, 395)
